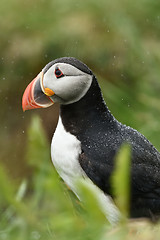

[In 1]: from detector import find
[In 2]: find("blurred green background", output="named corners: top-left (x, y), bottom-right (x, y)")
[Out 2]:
top-left (1, 0), bottom-right (160, 179)
top-left (0, 0), bottom-right (160, 239)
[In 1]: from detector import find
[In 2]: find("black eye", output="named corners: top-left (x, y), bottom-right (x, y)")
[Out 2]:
top-left (55, 67), bottom-right (64, 78)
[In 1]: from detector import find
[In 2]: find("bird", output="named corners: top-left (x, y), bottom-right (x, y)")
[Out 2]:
top-left (22, 57), bottom-right (160, 223)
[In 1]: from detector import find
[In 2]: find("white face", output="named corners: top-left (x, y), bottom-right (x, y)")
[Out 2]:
top-left (42, 63), bottom-right (93, 104)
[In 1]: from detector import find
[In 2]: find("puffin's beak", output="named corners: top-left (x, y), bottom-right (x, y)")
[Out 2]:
top-left (22, 72), bottom-right (54, 111)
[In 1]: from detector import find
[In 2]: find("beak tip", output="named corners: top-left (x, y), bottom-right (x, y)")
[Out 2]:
top-left (22, 92), bottom-right (28, 112)
top-left (22, 105), bottom-right (26, 112)
top-left (22, 78), bottom-right (39, 111)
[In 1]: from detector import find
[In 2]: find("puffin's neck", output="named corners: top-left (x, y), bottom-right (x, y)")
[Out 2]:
top-left (60, 75), bottom-right (116, 136)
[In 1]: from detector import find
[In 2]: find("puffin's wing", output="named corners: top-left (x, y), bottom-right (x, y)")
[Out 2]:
top-left (79, 149), bottom-right (160, 218)
top-left (130, 154), bottom-right (160, 217)
top-left (79, 151), bottom-right (113, 193)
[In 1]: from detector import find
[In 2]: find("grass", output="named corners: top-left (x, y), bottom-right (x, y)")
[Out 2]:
top-left (0, 115), bottom-right (160, 240)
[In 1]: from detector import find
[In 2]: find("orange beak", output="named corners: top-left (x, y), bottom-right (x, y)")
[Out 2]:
top-left (22, 72), bottom-right (54, 111)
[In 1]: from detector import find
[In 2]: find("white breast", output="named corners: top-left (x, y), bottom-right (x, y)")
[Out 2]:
top-left (51, 117), bottom-right (120, 224)
top-left (51, 117), bottom-right (85, 194)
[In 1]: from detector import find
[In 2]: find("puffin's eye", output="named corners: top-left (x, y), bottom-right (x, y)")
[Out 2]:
top-left (55, 67), bottom-right (64, 78)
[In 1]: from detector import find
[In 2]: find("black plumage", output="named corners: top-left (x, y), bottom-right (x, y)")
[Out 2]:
top-left (59, 58), bottom-right (160, 219)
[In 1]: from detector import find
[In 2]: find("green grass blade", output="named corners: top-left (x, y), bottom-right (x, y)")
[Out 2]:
top-left (111, 144), bottom-right (131, 219)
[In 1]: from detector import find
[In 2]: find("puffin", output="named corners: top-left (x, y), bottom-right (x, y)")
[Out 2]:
top-left (22, 57), bottom-right (160, 223)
